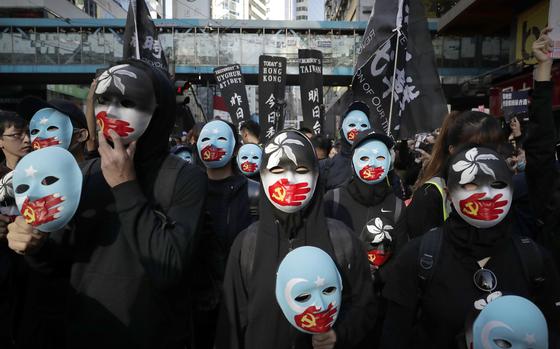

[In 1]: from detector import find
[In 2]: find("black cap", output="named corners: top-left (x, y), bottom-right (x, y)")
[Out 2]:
top-left (17, 96), bottom-right (88, 130)
top-left (344, 101), bottom-right (370, 119)
top-left (351, 128), bottom-right (395, 151)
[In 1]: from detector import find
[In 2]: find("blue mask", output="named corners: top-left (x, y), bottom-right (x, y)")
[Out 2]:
top-left (352, 139), bottom-right (391, 184)
top-left (176, 150), bottom-right (193, 164)
top-left (516, 160), bottom-right (526, 172)
top-left (197, 120), bottom-right (235, 169)
top-left (29, 108), bottom-right (73, 150)
top-left (471, 295), bottom-right (547, 349)
top-left (13, 147), bottom-right (82, 233)
top-left (275, 246), bottom-right (342, 334)
top-left (342, 110), bottom-right (370, 144)
top-left (237, 144), bottom-right (262, 176)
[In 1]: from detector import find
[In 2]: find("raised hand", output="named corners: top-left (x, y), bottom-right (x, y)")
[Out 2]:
top-left (98, 130), bottom-right (136, 188)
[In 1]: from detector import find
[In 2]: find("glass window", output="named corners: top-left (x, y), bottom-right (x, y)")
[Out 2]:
top-left (0, 27), bottom-right (13, 64)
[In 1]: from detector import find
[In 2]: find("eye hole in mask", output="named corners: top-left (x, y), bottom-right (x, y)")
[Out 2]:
top-left (218, 137), bottom-right (227, 141)
top-left (295, 293), bottom-right (311, 303)
top-left (30, 129), bottom-right (40, 136)
top-left (322, 286), bottom-right (337, 295)
top-left (252, 156), bottom-right (259, 160)
top-left (360, 156), bottom-right (370, 161)
top-left (348, 123), bottom-right (356, 127)
top-left (491, 181), bottom-right (507, 189)
top-left (201, 137), bottom-right (210, 142)
top-left (242, 156), bottom-right (248, 160)
top-left (493, 339), bottom-right (512, 348)
top-left (270, 166), bottom-right (284, 174)
top-left (361, 124), bottom-right (368, 128)
top-left (16, 184), bottom-right (29, 194)
top-left (41, 176), bottom-right (59, 186)
top-left (295, 166), bottom-right (309, 174)
top-left (120, 99), bottom-right (136, 108)
top-left (376, 156), bottom-right (386, 161)
top-left (47, 126), bottom-right (59, 132)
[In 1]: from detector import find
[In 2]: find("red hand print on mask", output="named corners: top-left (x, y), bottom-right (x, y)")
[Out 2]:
top-left (20, 194), bottom-right (64, 227)
top-left (241, 161), bottom-right (257, 173)
top-left (347, 129), bottom-right (358, 141)
top-left (96, 111), bottom-right (135, 138)
top-left (459, 193), bottom-right (508, 221)
top-left (32, 137), bottom-right (60, 150)
top-left (367, 249), bottom-right (392, 268)
top-left (201, 145), bottom-right (227, 162)
top-left (268, 179), bottom-right (311, 206)
top-left (294, 303), bottom-right (337, 333)
top-left (359, 165), bottom-right (384, 181)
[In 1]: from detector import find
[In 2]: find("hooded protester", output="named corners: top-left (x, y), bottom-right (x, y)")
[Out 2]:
top-left (379, 145), bottom-right (560, 349)
top-left (320, 101), bottom-right (371, 191)
top-left (6, 59), bottom-right (207, 349)
top-left (216, 129), bottom-right (376, 349)
top-left (193, 119), bottom-right (259, 349)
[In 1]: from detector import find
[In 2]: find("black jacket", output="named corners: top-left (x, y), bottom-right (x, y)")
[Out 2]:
top-left (216, 184), bottom-right (376, 349)
top-left (405, 182), bottom-right (445, 238)
top-left (25, 61), bottom-right (208, 349)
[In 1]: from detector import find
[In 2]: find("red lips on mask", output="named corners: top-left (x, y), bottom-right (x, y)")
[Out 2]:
top-left (241, 161), bottom-right (257, 173)
top-left (268, 179), bottom-right (311, 206)
top-left (96, 111), bottom-right (135, 138)
top-left (21, 194), bottom-right (64, 227)
top-left (201, 145), bottom-right (227, 162)
top-left (459, 193), bottom-right (509, 221)
top-left (347, 129), bottom-right (359, 141)
top-left (359, 165), bottom-right (384, 181)
top-left (294, 303), bottom-right (337, 333)
top-left (32, 137), bottom-right (60, 150)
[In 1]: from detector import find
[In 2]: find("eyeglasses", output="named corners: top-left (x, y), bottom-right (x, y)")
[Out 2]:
top-left (473, 267), bottom-right (497, 292)
top-left (2, 131), bottom-right (29, 140)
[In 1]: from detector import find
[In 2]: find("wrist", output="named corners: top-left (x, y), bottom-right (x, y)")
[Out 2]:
top-left (534, 61), bottom-right (552, 81)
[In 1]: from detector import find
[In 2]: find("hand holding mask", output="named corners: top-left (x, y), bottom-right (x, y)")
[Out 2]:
top-left (13, 147), bottom-right (82, 232)
top-left (98, 130), bottom-right (137, 188)
top-left (275, 246), bottom-right (343, 334)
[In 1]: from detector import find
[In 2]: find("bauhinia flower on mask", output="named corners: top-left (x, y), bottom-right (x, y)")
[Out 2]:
top-left (95, 64), bottom-right (138, 96)
top-left (451, 147), bottom-right (499, 185)
top-left (264, 132), bottom-right (305, 169)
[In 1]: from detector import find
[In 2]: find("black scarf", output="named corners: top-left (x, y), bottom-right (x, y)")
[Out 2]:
top-left (346, 176), bottom-right (391, 207)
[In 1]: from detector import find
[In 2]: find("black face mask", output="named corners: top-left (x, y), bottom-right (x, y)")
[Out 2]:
top-left (260, 130), bottom-right (318, 214)
top-left (94, 64), bottom-right (157, 144)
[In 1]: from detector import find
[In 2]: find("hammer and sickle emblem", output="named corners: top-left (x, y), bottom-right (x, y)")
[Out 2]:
top-left (463, 202), bottom-right (479, 216)
top-left (23, 207), bottom-right (36, 224)
top-left (368, 253), bottom-right (376, 264)
top-left (272, 186), bottom-right (286, 202)
top-left (97, 118), bottom-right (105, 132)
top-left (203, 150), bottom-right (211, 160)
top-left (300, 313), bottom-right (317, 328)
top-left (243, 163), bottom-right (250, 171)
top-left (32, 142), bottom-right (41, 150)
top-left (363, 169), bottom-right (372, 179)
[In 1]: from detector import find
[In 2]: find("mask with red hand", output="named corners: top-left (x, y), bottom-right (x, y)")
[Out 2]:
top-left (237, 143), bottom-right (262, 177)
top-left (352, 139), bottom-right (391, 185)
top-left (261, 130), bottom-right (318, 214)
top-left (93, 64), bottom-right (157, 144)
top-left (13, 147), bottom-right (82, 233)
top-left (448, 147), bottom-right (513, 229)
top-left (197, 120), bottom-right (235, 169)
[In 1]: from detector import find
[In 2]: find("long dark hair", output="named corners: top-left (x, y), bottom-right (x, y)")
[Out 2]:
top-left (416, 111), bottom-right (505, 189)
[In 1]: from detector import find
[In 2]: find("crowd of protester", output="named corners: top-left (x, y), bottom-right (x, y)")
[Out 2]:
top-left (0, 28), bottom-right (558, 349)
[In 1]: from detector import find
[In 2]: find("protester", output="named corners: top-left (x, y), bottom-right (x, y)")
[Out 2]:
top-left (379, 145), bottom-right (560, 349)
top-left (6, 60), bottom-right (207, 348)
top-left (299, 127), bottom-right (313, 139)
top-left (310, 134), bottom-right (331, 160)
top-left (240, 120), bottom-right (260, 145)
top-left (236, 143), bottom-right (262, 180)
top-left (216, 129), bottom-right (375, 349)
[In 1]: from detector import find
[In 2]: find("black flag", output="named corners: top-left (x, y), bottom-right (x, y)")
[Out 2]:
top-left (214, 64), bottom-right (251, 129)
top-left (298, 49), bottom-right (324, 135)
top-left (258, 55), bottom-right (287, 142)
top-left (123, 0), bottom-right (168, 71)
top-left (352, 0), bottom-right (447, 139)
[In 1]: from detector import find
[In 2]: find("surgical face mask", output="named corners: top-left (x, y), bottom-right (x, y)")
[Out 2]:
top-left (471, 295), bottom-right (547, 349)
top-left (237, 143), bottom-right (262, 176)
top-left (352, 139), bottom-right (391, 184)
top-left (29, 108), bottom-right (74, 150)
top-left (448, 147), bottom-right (513, 229)
top-left (197, 120), bottom-right (236, 169)
top-left (342, 110), bottom-right (370, 144)
top-left (261, 131), bottom-right (318, 214)
top-left (94, 64), bottom-right (157, 144)
top-left (13, 147), bottom-right (82, 232)
top-left (275, 246), bottom-right (342, 334)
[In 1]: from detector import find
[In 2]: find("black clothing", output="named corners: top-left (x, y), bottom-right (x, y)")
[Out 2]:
top-left (525, 80), bottom-right (560, 267)
top-left (216, 184), bottom-right (376, 349)
top-left (405, 183), bottom-right (444, 238)
top-left (380, 214), bottom-right (560, 349)
top-left (511, 172), bottom-right (538, 239)
top-left (26, 61), bottom-right (208, 348)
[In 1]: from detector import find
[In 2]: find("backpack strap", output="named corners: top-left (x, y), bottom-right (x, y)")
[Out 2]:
top-left (246, 178), bottom-right (260, 218)
top-left (417, 227), bottom-right (443, 297)
top-left (394, 197), bottom-right (403, 223)
top-left (154, 154), bottom-right (185, 213)
top-left (425, 177), bottom-right (450, 221)
top-left (512, 236), bottom-right (545, 293)
top-left (240, 223), bottom-right (258, 292)
top-left (327, 218), bottom-right (354, 271)
top-left (332, 187), bottom-right (341, 218)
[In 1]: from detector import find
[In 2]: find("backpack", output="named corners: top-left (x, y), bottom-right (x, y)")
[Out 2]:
top-left (239, 218), bottom-right (354, 291)
top-left (417, 228), bottom-right (545, 297)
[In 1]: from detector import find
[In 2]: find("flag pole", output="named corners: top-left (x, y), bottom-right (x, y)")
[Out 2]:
top-left (387, 0), bottom-right (405, 137)
top-left (132, 0), bottom-right (140, 59)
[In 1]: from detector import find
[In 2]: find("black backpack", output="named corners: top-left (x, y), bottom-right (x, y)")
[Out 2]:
top-left (417, 228), bottom-right (545, 297)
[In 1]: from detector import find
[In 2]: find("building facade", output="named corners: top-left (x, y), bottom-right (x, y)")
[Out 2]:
top-left (0, 0), bottom-right (127, 18)
top-left (295, 0), bottom-right (324, 21)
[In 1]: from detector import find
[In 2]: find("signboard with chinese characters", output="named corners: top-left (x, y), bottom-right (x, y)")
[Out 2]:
top-left (258, 55), bottom-right (287, 142)
top-left (298, 49), bottom-right (324, 135)
top-left (213, 64), bottom-right (250, 129)
top-left (501, 90), bottom-right (529, 123)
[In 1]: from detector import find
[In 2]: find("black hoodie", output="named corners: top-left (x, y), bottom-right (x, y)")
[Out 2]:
top-left (26, 60), bottom-right (207, 349)
top-left (216, 179), bottom-right (376, 349)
